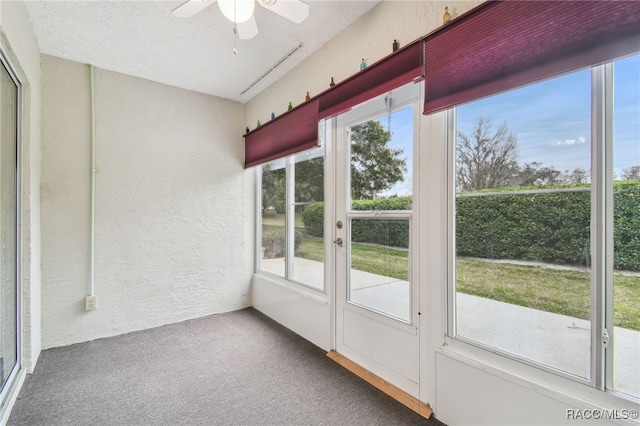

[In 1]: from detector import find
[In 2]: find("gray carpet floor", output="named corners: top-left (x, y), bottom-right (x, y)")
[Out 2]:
top-left (9, 308), bottom-right (444, 426)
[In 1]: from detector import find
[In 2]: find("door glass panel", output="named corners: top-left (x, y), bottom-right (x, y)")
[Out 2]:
top-left (0, 60), bottom-right (18, 391)
top-left (346, 96), bottom-right (414, 323)
top-left (348, 219), bottom-right (410, 322)
top-left (612, 54), bottom-right (640, 398)
top-left (350, 105), bottom-right (413, 207)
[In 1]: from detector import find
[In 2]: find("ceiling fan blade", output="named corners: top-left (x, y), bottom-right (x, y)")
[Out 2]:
top-left (258, 0), bottom-right (309, 24)
top-left (172, 0), bottom-right (216, 18)
top-left (237, 16), bottom-right (258, 40)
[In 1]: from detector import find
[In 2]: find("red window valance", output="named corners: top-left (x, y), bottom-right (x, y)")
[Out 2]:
top-left (244, 41), bottom-right (423, 168)
top-left (245, 0), bottom-right (640, 168)
top-left (423, 0), bottom-right (640, 115)
top-left (318, 40), bottom-right (424, 120)
top-left (244, 99), bottom-right (319, 168)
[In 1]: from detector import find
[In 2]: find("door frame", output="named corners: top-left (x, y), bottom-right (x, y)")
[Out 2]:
top-left (330, 81), bottom-right (423, 396)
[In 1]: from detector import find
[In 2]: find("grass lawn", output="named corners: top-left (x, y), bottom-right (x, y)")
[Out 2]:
top-left (457, 259), bottom-right (640, 331)
top-left (298, 236), bottom-right (409, 279)
top-left (297, 235), bottom-right (640, 331)
top-left (299, 236), bottom-right (323, 261)
top-left (262, 213), bottom-right (305, 229)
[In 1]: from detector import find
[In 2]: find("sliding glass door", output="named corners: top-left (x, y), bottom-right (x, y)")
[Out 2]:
top-left (0, 56), bottom-right (19, 396)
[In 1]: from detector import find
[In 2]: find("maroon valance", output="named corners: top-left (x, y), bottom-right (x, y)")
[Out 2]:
top-left (245, 0), bottom-right (640, 167)
top-left (244, 41), bottom-right (423, 168)
top-left (318, 40), bottom-right (424, 120)
top-left (423, 1), bottom-right (640, 115)
top-left (244, 98), bottom-right (319, 168)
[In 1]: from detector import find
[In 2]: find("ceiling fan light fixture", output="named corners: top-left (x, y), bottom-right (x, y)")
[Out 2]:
top-left (218, 0), bottom-right (255, 23)
top-left (173, 0), bottom-right (308, 39)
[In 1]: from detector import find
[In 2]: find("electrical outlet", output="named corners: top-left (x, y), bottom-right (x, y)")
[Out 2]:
top-left (85, 295), bottom-right (98, 311)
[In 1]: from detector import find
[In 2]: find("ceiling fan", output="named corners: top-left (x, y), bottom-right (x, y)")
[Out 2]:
top-left (172, 0), bottom-right (309, 40)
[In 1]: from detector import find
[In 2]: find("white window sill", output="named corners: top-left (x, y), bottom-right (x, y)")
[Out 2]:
top-left (435, 339), bottom-right (640, 425)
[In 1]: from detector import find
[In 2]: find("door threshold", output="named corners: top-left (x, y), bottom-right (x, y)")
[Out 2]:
top-left (326, 351), bottom-right (432, 419)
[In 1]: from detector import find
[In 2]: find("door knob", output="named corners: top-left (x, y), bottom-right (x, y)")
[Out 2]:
top-left (333, 237), bottom-right (343, 247)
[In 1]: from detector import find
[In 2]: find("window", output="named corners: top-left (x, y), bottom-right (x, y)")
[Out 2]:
top-left (260, 160), bottom-right (286, 278)
top-left (259, 145), bottom-right (325, 291)
top-left (450, 54), bottom-right (639, 397)
top-left (454, 69), bottom-right (592, 379)
top-left (612, 54), bottom-right (640, 398)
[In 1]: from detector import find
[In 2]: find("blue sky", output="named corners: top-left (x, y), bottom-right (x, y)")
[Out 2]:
top-left (457, 68), bottom-right (592, 175)
top-left (378, 54), bottom-right (639, 196)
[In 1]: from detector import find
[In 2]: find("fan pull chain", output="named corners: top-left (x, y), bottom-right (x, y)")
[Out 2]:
top-left (232, 0), bottom-right (238, 55)
top-left (233, 24), bottom-right (238, 55)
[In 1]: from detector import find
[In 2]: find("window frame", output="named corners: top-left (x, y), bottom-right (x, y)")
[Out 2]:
top-left (445, 58), bottom-right (639, 401)
top-left (256, 143), bottom-right (327, 293)
top-left (0, 46), bottom-right (23, 413)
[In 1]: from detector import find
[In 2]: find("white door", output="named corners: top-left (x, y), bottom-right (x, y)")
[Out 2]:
top-left (333, 82), bottom-right (421, 396)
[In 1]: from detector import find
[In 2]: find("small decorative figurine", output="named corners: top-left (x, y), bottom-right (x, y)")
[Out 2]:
top-left (393, 39), bottom-right (399, 52)
top-left (257, 120), bottom-right (261, 128)
top-left (330, 77), bottom-right (335, 87)
top-left (305, 91), bottom-right (310, 101)
top-left (443, 6), bottom-right (451, 24)
top-left (245, 126), bottom-right (250, 134)
top-left (271, 112), bottom-right (275, 120)
top-left (288, 101), bottom-right (293, 111)
top-left (360, 58), bottom-right (367, 70)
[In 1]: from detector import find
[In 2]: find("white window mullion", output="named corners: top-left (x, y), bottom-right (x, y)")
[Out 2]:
top-left (255, 167), bottom-right (262, 273)
top-left (446, 108), bottom-right (456, 339)
top-left (602, 62), bottom-right (615, 392)
top-left (590, 63), bottom-right (613, 390)
top-left (285, 158), bottom-right (295, 280)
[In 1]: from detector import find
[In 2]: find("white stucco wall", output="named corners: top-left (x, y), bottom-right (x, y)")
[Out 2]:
top-left (41, 55), bottom-right (254, 349)
top-left (0, 0), bottom-right (43, 373)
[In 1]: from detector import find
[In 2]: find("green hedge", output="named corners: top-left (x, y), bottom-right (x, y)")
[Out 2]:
top-left (301, 204), bottom-right (324, 237)
top-left (613, 181), bottom-right (640, 271)
top-left (301, 182), bottom-right (639, 271)
top-left (352, 197), bottom-right (411, 248)
top-left (456, 189), bottom-right (591, 266)
top-left (456, 181), bottom-right (639, 271)
top-left (302, 197), bottom-right (411, 248)
top-left (352, 197), bottom-right (412, 211)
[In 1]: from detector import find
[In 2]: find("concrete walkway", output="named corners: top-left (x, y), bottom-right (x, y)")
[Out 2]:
top-left (457, 293), bottom-right (639, 396)
top-left (260, 257), bottom-right (640, 397)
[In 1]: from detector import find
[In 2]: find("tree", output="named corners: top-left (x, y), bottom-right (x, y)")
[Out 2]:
top-left (261, 164), bottom-right (285, 213)
top-left (516, 161), bottom-right (561, 186)
top-left (294, 157), bottom-right (324, 213)
top-left (350, 120), bottom-right (407, 199)
top-left (456, 118), bottom-right (519, 191)
top-left (560, 168), bottom-right (589, 184)
top-left (622, 165), bottom-right (640, 181)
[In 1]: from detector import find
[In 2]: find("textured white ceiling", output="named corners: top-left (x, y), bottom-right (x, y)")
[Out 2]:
top-left (25, 0), bottom-right (379, 103)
